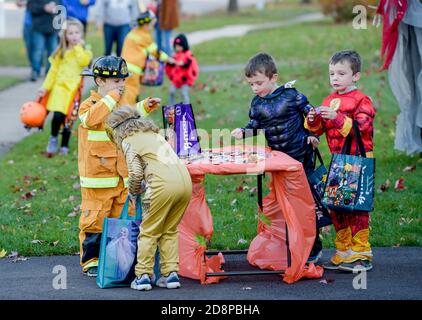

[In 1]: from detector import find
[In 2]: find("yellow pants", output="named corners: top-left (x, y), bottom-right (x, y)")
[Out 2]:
top-left (78, 179), bottom-right (128, 272)
top-left (122, 74), bottom-right (141, 105)
top-left (135, 168), bottom-right (192, 277)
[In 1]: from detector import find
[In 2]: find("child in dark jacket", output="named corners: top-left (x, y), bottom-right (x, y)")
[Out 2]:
top-left (232, 52), bottom-right (322, 263)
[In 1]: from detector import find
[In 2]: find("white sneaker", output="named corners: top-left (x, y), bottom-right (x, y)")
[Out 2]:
top-left (156, 271), bottom-right (181, 289)
top-left (130, 274), bottom-right (152, 291)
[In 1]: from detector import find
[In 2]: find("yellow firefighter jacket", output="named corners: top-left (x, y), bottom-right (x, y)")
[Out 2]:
top-left (77, 90), bottom-right (152, 189)
top-left (121, 27), bottom-right (168, 76)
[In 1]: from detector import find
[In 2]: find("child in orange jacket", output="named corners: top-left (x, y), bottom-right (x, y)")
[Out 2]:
top-left (78, 55), bottom-right (160, 276)
top-left (121, 10), bottom-right (174, 105)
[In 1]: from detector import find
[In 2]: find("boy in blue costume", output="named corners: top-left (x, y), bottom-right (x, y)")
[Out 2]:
top-left (232, 52), bottom-right (321, 263)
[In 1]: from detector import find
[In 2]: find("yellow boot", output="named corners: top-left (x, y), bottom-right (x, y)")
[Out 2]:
top-left (344, 229), bottom-right (373, 263)
top-left (323, 227), bottom-right (352, 270)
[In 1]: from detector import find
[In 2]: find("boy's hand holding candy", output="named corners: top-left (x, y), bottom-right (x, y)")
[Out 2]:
top-left (231, 128), bottom-right (244, 140)
top-left (144, 97), bottom-right (161, 113)
top-left (319, 106), bottom-right (337, 120)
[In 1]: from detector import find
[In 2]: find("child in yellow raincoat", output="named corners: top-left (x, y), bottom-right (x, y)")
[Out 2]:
top-left (38, 18), bottom-right (93, 156)
top-left (78, 55), bottom-right (160, 277)
top-left (121, 10), bottom-right (174, 105)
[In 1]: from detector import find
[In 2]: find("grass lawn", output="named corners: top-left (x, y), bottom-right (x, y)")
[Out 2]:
top-left (1, 10), bottom-right (421, 257)
top-left (0, 76), bottom-right (22, 91)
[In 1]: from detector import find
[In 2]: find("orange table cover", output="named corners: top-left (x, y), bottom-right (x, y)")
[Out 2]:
top-left (178, 146), bottom-right (324, 284)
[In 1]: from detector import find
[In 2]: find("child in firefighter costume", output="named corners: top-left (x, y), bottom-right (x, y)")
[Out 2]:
top-left (165, 33), bottom-right (199, 105)
top-left (78, 55), bottom-right (160, 276)
top-left (121, 10), bottom-right (172, 105)
top-left (306, 50), bottom-right (376, 272)
top-left (37, 18), bottom-right (92, 156)
top-left (105, 106), bottom-right (192, 290)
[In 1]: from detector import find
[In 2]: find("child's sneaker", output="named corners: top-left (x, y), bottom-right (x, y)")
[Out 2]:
top-left (84, 267), bottom-right (98, 277)
top-left (307, 250), bottom-right (322, 264)
top-left (322, 260), bottom-right (342, 270)
top-left (338, 260), bottom-right (373, 272)
top-left (46, 136), bottom-right (58, 154)
top-left (131, 274), bottom-right (152, 291)
top-left (59, 147), bottom-right (69, 155)
top-left (156, 271), bottom-right (181, 289)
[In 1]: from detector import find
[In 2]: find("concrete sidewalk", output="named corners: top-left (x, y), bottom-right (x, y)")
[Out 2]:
top-left (0, 12), bottom-right (324, 157)
top-left (0, 248), bottom-right (421, 300)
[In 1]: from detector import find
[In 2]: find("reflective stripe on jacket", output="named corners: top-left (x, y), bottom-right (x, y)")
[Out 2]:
top-left (78, 90), bottom-right (150, 188)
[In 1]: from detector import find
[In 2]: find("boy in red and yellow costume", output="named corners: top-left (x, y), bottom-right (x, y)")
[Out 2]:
top-left (305, 50), bottom-right (376, 272)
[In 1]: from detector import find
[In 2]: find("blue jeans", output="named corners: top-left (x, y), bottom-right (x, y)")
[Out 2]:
top-left (23, 23), bottom-right (33, 68)
top-left (155, 26), bottom-right (172, 56)
top-left (31, 31), bottom-right (58, 76)
top-left (103, 24), bottom-right (131, 56)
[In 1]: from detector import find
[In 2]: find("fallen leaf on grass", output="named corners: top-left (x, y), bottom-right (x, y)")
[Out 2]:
top-left (237, 239), bottom-right (247, 245)
top-left (10, 185), bottom-right (23, 193)
top-left (403, 165), bottom-right (416, 172)
top-left (230, 199), bottom-right (237, 206)
top-left (399, 217), bottom-right (414, 226)
top-left (7, 160), bottom-right (14, 165)
top-left (21, 189), bottom-right (36, 200)
top-left (0, 249), bottom-right (7, 258)
top-left (31, 240), bottom-right (45, 245)
top-left (394, 177), bottom-right (406, 191)
top-left (72, 183), bottom-right (81, 190)
top-left (235, 185), bottom-right (244, 193)
top-left (377, 179), bottom-right (391, 193)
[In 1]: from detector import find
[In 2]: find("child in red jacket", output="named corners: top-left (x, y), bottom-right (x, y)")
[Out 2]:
top-left (305, 50), bottom-right (376, 272)
top-left (165, 34), bottom-right (199, 105)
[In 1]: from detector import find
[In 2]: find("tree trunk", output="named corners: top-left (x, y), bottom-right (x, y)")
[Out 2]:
top-left (228, 0), bottom-right (238, 13)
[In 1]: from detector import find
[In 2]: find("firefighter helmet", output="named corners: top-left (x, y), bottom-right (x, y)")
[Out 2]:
top-left (137, 10), bottom-right (154, 26)
top-left (81, 56), bottom-right (130, 78)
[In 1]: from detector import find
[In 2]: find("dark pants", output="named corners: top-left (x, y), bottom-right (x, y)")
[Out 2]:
top-left (299, 144), bottom-right (322, 257)
top-left (51, 112), bottom-right (71, 148)
top-left (103, 24), bottom-right (131, 56)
